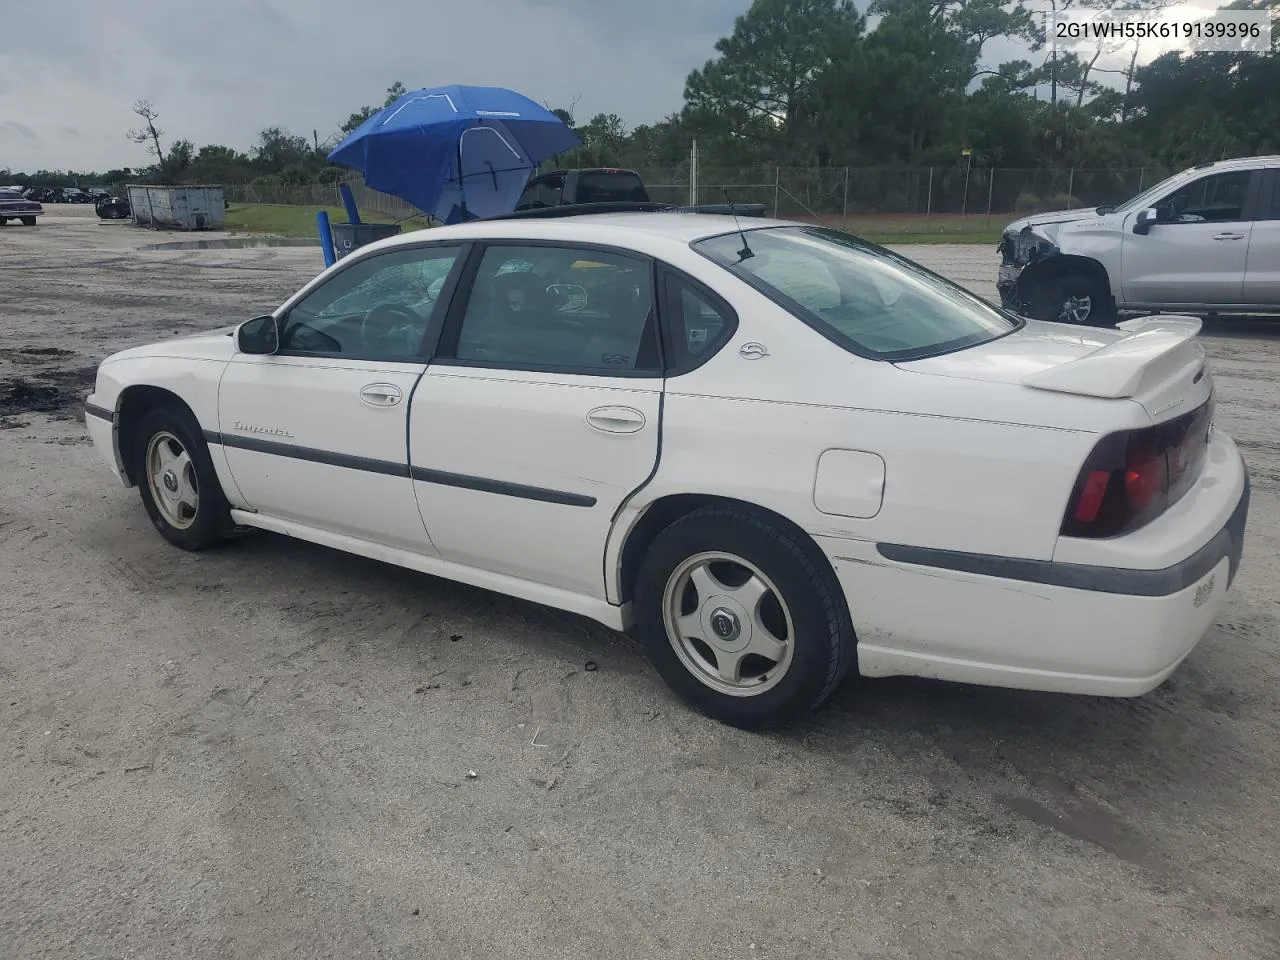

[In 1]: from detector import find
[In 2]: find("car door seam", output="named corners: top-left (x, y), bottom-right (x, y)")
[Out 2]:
top-left (404, 362), bottom-right (442, 552)
top-left (602, 390), bottom-right (665, 599)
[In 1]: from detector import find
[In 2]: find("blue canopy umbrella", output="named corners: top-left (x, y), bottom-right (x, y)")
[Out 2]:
top-left (328, 84), bottom-right (582, 223)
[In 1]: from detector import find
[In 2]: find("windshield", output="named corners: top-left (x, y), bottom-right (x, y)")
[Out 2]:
top-left (694, 226), bottom-right (1019, 361)
top-left (1112, 168), bottom-right (1195, 214)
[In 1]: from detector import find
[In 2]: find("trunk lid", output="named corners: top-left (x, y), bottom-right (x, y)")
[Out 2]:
top-left (896, 316), bottom-right (1211, 421)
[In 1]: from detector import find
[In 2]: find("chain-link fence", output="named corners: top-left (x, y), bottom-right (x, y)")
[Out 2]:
top-left (221, 180), bottom-right (422, 221)
top-left (667, 165), bottom-right (1175, 223)
top-left (213, 165), bottom-right (1176, 226)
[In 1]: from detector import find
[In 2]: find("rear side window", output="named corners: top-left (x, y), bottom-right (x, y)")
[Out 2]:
top-left (517, 175), bottom-right (564, 210)
top-left (575, 172), bottom-right (647, 203)
top-left (661, 271), bottom-right (737, 372)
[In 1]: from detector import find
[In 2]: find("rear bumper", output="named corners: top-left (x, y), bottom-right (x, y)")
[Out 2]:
top-left (818, 454), bottom-right (1249, 696)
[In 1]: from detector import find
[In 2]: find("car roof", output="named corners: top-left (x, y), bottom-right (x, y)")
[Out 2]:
top-left (1187, 155), bottom-right (1280, 173)
top-left (371, 211), bottom-right (796, 254)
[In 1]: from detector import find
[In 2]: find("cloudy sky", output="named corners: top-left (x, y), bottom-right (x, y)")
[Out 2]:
top-left (0, 0), bottom-right (1233, 174)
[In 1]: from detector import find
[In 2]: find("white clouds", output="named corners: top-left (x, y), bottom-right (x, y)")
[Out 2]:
top-left (0, 0), bottom-right (736, 172)
top-left (1, 0), bottom-right (1233, 173)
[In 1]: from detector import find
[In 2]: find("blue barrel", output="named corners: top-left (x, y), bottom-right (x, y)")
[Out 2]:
top-left (330, 222), bottom-right (402, 260)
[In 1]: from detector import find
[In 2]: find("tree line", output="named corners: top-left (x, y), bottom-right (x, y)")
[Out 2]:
top-left (4, 0), bottom-right (1277, 192)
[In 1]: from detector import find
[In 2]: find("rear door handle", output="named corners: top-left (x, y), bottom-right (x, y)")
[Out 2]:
top-left (586, 405), bottom-right (646, 434)
top-left (360, 383), bottom-right (402, 406)
top-left (1213, 232), bottom-right (1246, 241)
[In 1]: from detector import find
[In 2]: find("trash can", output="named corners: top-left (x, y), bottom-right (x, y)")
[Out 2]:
top-left (331, 222), bottom-right (402, 260)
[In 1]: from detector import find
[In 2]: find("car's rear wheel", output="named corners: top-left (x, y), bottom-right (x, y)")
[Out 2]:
top-left (1027, 270), bottom-right (1115, 326)
top-left (20, 216), bottom-right (35, 226)
top-left (0, 218), bottom-right (7, 225)
top-left (133, 406), bottom-right (232, 550)
top-left (635, 506), bottom-right (854, 728)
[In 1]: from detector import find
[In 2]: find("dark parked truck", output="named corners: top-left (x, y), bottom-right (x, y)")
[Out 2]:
top-left (514, 167), bottom-right (767, 217)
top-left (516, 168), bottom-right (650, 209)
top-left (0, 189), bottom-right (41, 225)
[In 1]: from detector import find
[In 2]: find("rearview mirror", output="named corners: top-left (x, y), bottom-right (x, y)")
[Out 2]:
top-left (1133, 207), bottom-right (1159, 236)
top-left (236, 315), bottom-right (279, 354)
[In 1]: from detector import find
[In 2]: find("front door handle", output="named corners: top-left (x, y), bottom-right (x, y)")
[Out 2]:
top-left (1213, 232), bottom-right (1246, 241)
top-left (586, 405), bottom-right (646, 434)
top-left (360, 383), bottom-right (402, 406)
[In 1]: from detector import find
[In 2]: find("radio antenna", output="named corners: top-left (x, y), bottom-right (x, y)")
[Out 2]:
top-left (723, 188), bottom-right (754, 262)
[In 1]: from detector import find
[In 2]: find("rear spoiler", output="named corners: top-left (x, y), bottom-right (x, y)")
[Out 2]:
top-left (1021, 315), bottom-right (1203, 399)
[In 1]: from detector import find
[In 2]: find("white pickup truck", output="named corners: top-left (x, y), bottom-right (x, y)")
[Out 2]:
top-left (997, 155), bottom-right (1280, 325)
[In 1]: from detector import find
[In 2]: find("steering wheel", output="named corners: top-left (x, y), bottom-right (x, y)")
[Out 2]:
top-left (360, 303), bottom-right (421, 354)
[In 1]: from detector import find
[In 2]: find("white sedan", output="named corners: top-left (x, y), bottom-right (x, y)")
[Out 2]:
top-left (84, 212), bottom-right (1250, 727)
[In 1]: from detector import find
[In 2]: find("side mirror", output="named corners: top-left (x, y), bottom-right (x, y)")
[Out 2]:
top-left (1133, 207), bottom-right (1159, 236)
top-left (236, 315), bottom-right (279, 354)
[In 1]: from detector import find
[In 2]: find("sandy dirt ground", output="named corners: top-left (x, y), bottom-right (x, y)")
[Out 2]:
top-left (3, 205), bottom-right (1280, 960)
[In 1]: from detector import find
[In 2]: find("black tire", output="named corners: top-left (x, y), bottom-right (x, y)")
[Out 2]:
top-left (132, 405), bottom-right (232, 550)
top-left (0, 218), bottom-right (7, 225)
top-left (634, 505), bottom-right (855, 729)
top-left (20, 216), bottom-right (35, 226)
top-left (1026, 270), bottom-right (1115, 326)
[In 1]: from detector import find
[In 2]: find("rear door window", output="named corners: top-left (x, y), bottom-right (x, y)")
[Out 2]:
top-left (445, 244), bottom-right (659, 373)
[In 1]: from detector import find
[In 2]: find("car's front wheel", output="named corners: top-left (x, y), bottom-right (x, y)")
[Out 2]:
top-left (635, 506), bottom-right (854, 728)
top-left (1027, 270), bottom-right (1115, 326)
top-left (20, 217), bottom-right (36, 226)
top-left (133, 406), bottom-right (232, 550)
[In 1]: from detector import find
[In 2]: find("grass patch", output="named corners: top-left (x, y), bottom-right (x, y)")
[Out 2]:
top-left (222, 203), bottom-right (1005, 245)
top-left (223, 203), bottom-right (431, 238)
top-left (860, 229), bottom-right (1004, 246)
top-left (792, 212), bottom-right (1006, 245)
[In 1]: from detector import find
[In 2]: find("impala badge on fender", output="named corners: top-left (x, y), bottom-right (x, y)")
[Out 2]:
top-left (232, 420), bottom-right (293, 438)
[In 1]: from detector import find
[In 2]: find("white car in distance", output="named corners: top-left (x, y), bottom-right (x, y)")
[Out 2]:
top-left (84, 211), bottom-right (1250, 727)
top-left (998, 155), bottom-right (1280, 325)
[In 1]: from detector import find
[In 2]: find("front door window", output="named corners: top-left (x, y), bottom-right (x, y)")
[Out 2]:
top-left (280, 246), bottom-right (462, 360)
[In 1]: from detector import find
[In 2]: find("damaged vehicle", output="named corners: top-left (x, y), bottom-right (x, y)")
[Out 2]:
top-left (998, 156), bottom-right (1280, 325)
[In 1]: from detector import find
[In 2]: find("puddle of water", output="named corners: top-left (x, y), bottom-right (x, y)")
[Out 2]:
top-left (141, 237), bottom-right (320, 251)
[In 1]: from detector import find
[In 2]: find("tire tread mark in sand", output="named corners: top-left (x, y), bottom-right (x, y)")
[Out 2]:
top-left (997, 793), bottom-right (1167, 873)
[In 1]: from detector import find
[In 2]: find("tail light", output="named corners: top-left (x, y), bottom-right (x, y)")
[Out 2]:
top-left (1062, 398), bottom-right (1213, 538)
